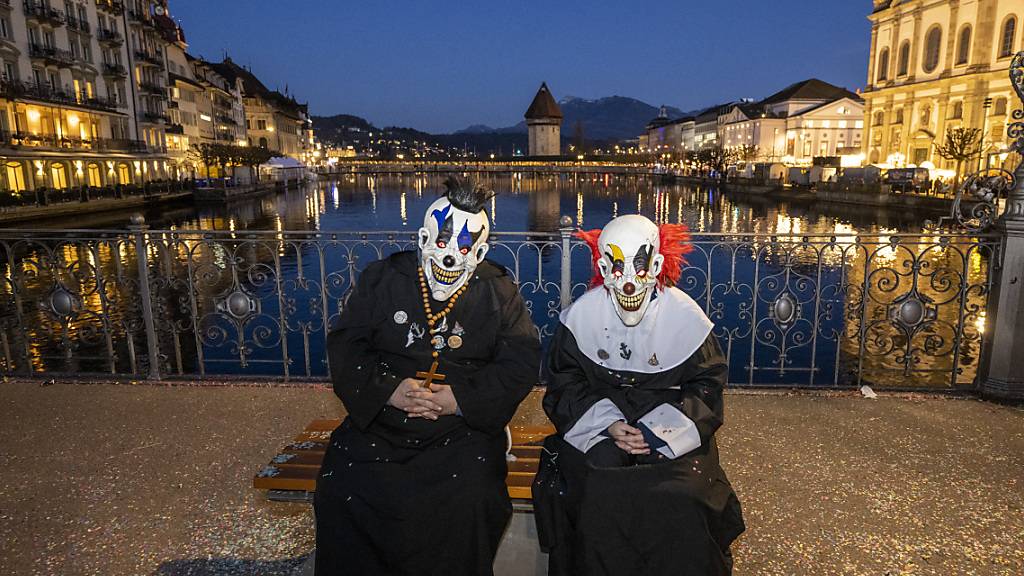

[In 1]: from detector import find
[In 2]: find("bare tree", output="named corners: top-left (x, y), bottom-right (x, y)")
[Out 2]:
top-left (736, 144), bottom-right (759, 164)
top-left (695, 146), bottom-right (737, 178)
top-left (933, 126), bottom-right (983, 185)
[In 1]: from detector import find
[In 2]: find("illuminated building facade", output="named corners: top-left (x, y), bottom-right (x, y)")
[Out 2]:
top-left (864, 0), bottom-right (1024, 170)
top-left (0, 0), bottom-right (179, 192)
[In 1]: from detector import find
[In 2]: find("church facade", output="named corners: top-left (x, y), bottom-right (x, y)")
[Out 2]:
top-left (525, 82), bottom-right (562, 157)
top-left (863, 0), bottom-right (1024, 171)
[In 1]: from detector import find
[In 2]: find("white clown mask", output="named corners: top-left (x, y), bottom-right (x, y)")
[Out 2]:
top-left (597, 215), bottom-right (664, 326)
top-left (417, 180), bottom-right (491, 301)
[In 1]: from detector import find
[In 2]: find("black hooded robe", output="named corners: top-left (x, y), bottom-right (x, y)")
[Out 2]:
top-left (313, 251), bottom-right (540, 576)
top-left (534, 288), bottom-right (745, 576)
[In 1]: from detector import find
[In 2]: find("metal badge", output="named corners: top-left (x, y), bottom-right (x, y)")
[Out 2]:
top-left (448, 335), bottom-right (463, 349)
top-left (431, 334), bottom-right (446, 350)
top-left (452, 322), bottom-right (465, 336)
top-left (648, 353), bottom-right (660, 367)
top-left (597, 349), bottom-right (610, 360)
top-left (393, 310), bottom-right (408, 325)
top-left (405, 323), bottom-right (424, 348)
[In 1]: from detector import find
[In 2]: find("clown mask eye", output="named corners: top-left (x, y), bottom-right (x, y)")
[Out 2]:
top-left (437, 240), bottom-right (447, 249)
top-left (637, 269), bottom-right (647, 278)
top-left (459, 247), bottom-right (469, 255)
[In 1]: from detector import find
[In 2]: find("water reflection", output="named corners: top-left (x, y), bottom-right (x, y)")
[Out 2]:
top-left (0, 174), bottom-right (995, 389)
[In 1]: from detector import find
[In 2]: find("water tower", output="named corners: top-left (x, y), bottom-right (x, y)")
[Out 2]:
top-left (525, 82), bottom-right (563, 157)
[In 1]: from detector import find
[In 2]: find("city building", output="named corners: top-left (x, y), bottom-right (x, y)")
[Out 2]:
top-left (864, 0), bottom-right (1024, 171)
top-left (642, 106), bottom-right (695, 156)
top-left (525, 82), bottom-right (562, 156)
top-left (0, 0), bottom-right (176, 192)
top-left (719, 79), bottom-right (864, 164)
top-left (207, 57), bottom-right (314, 163)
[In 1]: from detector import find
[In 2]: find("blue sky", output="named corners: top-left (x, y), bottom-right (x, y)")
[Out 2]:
top-left (171, 1), bottom-right (870, 133)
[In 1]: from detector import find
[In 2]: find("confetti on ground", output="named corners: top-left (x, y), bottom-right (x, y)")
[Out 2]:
top-left (0, 382), bottom-right (1021, 575)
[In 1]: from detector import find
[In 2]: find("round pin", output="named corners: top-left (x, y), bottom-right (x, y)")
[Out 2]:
top-left (393, 311), bottom-right (408, 325)
top-left (448, 335), bottom-right (463, 349)
top-left (431, 335), bottom-right (446, 350)
top-left (597, 349), bottom-right (610, 360)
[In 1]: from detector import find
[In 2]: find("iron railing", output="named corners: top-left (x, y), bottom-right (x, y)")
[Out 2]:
top-left (0, 220), bottom-right (1001, 390)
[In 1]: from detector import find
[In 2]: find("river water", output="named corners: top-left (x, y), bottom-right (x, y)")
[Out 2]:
top-left (2, 174), bottom-right (993, 389)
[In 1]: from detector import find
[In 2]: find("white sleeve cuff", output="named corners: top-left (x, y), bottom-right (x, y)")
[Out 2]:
top-left (563, 399), bottom-right (624, 453)
top-left (639, 403), bottom-right (701, 459)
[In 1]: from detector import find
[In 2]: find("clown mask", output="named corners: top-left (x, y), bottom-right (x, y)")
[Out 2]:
top-left (417, 178), bottom-right (491, 301)
top-left (597, 215), bottom-right (664, 326)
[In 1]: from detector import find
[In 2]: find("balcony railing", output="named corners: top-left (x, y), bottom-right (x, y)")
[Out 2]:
top-left (165, 123), bottom-right (184, 135)
top-left (216, 114), bottom-right (237, 126)
top-left (133, 50), bottom-right (164, 68)
top-left (0, 78), bottom-right (120, 112)
top-left (0, 224), bottom-right (999, 389)
top-left (141, 111), bottom-right (170, 124)
top-left (101, 63), bottom-right (127, 77)
top-left (97, 28), bottom-right (123, 44)
top-left (28, 44), bottom-right (74, 67)
top-left (0, 131), bottom-right (148, 152)
top-left (23, 1), bottom-right (65, 25)
top-left (94, 0), bottom-right (123, 15)
top-left (66, 14), bottom-right (91, 33)
top-left (0, 0), bottom-right (11, 9)
top-left (138, 82), bottom-right (165, 96)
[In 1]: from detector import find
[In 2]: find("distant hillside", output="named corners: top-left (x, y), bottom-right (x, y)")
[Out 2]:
top-left (480, 96), bottom-right (688, 140)
top-left (312, 93), bottom-right (687, 156)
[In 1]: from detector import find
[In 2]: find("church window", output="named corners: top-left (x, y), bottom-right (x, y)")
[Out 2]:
top-left (957, 26), bottom-right (971, 65)
top-left (923, 26), bottom-right (942, 73)
top-left (898, 41), bottom-right (911, 76)
top-left (1001, 17), bottom-right (1017, 58)
top-left (877, 48), bottom-right (889, 81)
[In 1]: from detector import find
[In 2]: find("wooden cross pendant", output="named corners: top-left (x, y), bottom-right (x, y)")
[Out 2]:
top-left (415, 360), bottom-right (447, 388)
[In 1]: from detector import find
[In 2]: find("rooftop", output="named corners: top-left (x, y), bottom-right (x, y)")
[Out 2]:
top-left (524, 82), bottom-right (563, 120)
top-left (761, 78), bottom-right (862, 104)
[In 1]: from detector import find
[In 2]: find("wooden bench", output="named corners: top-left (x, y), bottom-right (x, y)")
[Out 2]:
top-left (253, 419), bottom-right (555, 502)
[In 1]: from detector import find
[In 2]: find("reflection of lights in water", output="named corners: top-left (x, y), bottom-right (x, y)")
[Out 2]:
top-left (332, 184), bottom-right (340, 209)
top-left (975, 310), bottom-right (987, 334)
top-left (491, 194), bottom-right (496, 226)
top-left (372, 190), bottom-right (377, 213)
top-left (774, 213), bottom-right (802, 235)
top-left (576, 191), bottom-right (584, 228)
top-left (612, 201), bottom-right (618, 219)
top-left (400, 192), bottom-right (407, 225)
top-left (637, 192), bottom-right (642, 214)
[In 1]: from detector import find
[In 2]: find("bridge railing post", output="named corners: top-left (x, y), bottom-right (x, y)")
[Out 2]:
top-left (128, 214), bottom-right (162, 381)
top-left (559, 215), bottom-right (574, 310)
top-left (980, 52), bottom-right (1024, 400)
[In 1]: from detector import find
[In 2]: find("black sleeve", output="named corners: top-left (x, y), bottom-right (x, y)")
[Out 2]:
top-left (449, 276), bottom-right (541, 434)
top-left (666, 334), bottom-right (728, 447)
top-left (542, 324), bottom-right (630, 434)
top-left (325, 261), bottom-right (399, 430)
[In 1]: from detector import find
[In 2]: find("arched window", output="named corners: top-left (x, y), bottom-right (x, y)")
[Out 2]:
top-left (895, 108), bottom-right (904, 124)
top-left (923, 26), bottom-right (942, 73)
top-left (994, 97), bottom-right (1008, 116)
top-left (877, 48), bottom-right (890, 81)
top-left (951, 101), bottom-right (964, 119)
top-left (898, 41), bottom-right (911, 76)
top-left (259, 137), bottom-right (268, 148)
top-left (873, 111), bottom-right (885, 126)
top-left (957, 25), bottom-right (971, 65)
top-left (1001, 16), bottom-right (1017, 58)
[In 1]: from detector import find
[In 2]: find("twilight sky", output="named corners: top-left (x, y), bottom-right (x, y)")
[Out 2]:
top-left (172, 1), bottom-right (870, 133)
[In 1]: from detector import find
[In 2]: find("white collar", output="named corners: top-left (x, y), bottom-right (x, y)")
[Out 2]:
top-left (559, 286), bottom-right (713, 374)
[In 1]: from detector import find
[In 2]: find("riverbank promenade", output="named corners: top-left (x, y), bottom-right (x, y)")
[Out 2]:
top-left (1, 380), bottom-right (1020, 575)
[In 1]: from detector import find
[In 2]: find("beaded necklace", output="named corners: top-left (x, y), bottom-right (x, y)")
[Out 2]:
top-left (418, 266), bottom-right (469, 359)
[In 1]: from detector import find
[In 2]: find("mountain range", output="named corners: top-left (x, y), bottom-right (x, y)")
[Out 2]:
top-left (313, 95), bottom-right (689, 154)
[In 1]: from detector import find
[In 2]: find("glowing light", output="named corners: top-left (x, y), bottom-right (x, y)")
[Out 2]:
top-left (74, 160), bottom-right (84, 176)
top-left (68, 114), bottom-right (80, 127)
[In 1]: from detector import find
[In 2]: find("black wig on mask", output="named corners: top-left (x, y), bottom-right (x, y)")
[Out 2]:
top-left (443, 176), bottom-right (495, 214)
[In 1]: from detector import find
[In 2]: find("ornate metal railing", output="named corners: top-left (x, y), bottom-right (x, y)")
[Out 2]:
top-left (0, 218), bottom-right (1001, 390)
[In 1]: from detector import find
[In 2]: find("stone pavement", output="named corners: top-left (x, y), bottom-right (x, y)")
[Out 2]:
top-left (0, 380), bottom-right (1021, 576)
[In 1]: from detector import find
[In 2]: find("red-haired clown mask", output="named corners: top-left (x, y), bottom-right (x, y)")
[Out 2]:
top-left (598, 215), bottom-right (664, 326)
top-left (417, 178), bottom-right (491, 301)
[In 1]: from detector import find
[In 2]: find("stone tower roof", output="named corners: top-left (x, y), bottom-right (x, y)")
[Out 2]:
top-left (525, 82), bottom-right (563, 120)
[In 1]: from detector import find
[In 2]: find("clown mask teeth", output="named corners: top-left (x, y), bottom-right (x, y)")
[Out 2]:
top-left (614, 286), bottom-right (649, 312)
top-left (430, 259), bottom-right (464, 286)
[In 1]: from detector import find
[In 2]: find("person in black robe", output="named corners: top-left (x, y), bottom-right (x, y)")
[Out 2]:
top-left (533, 215), bottom-right (745, 576)
top-left (314, 177), bottom-right (540, 575)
